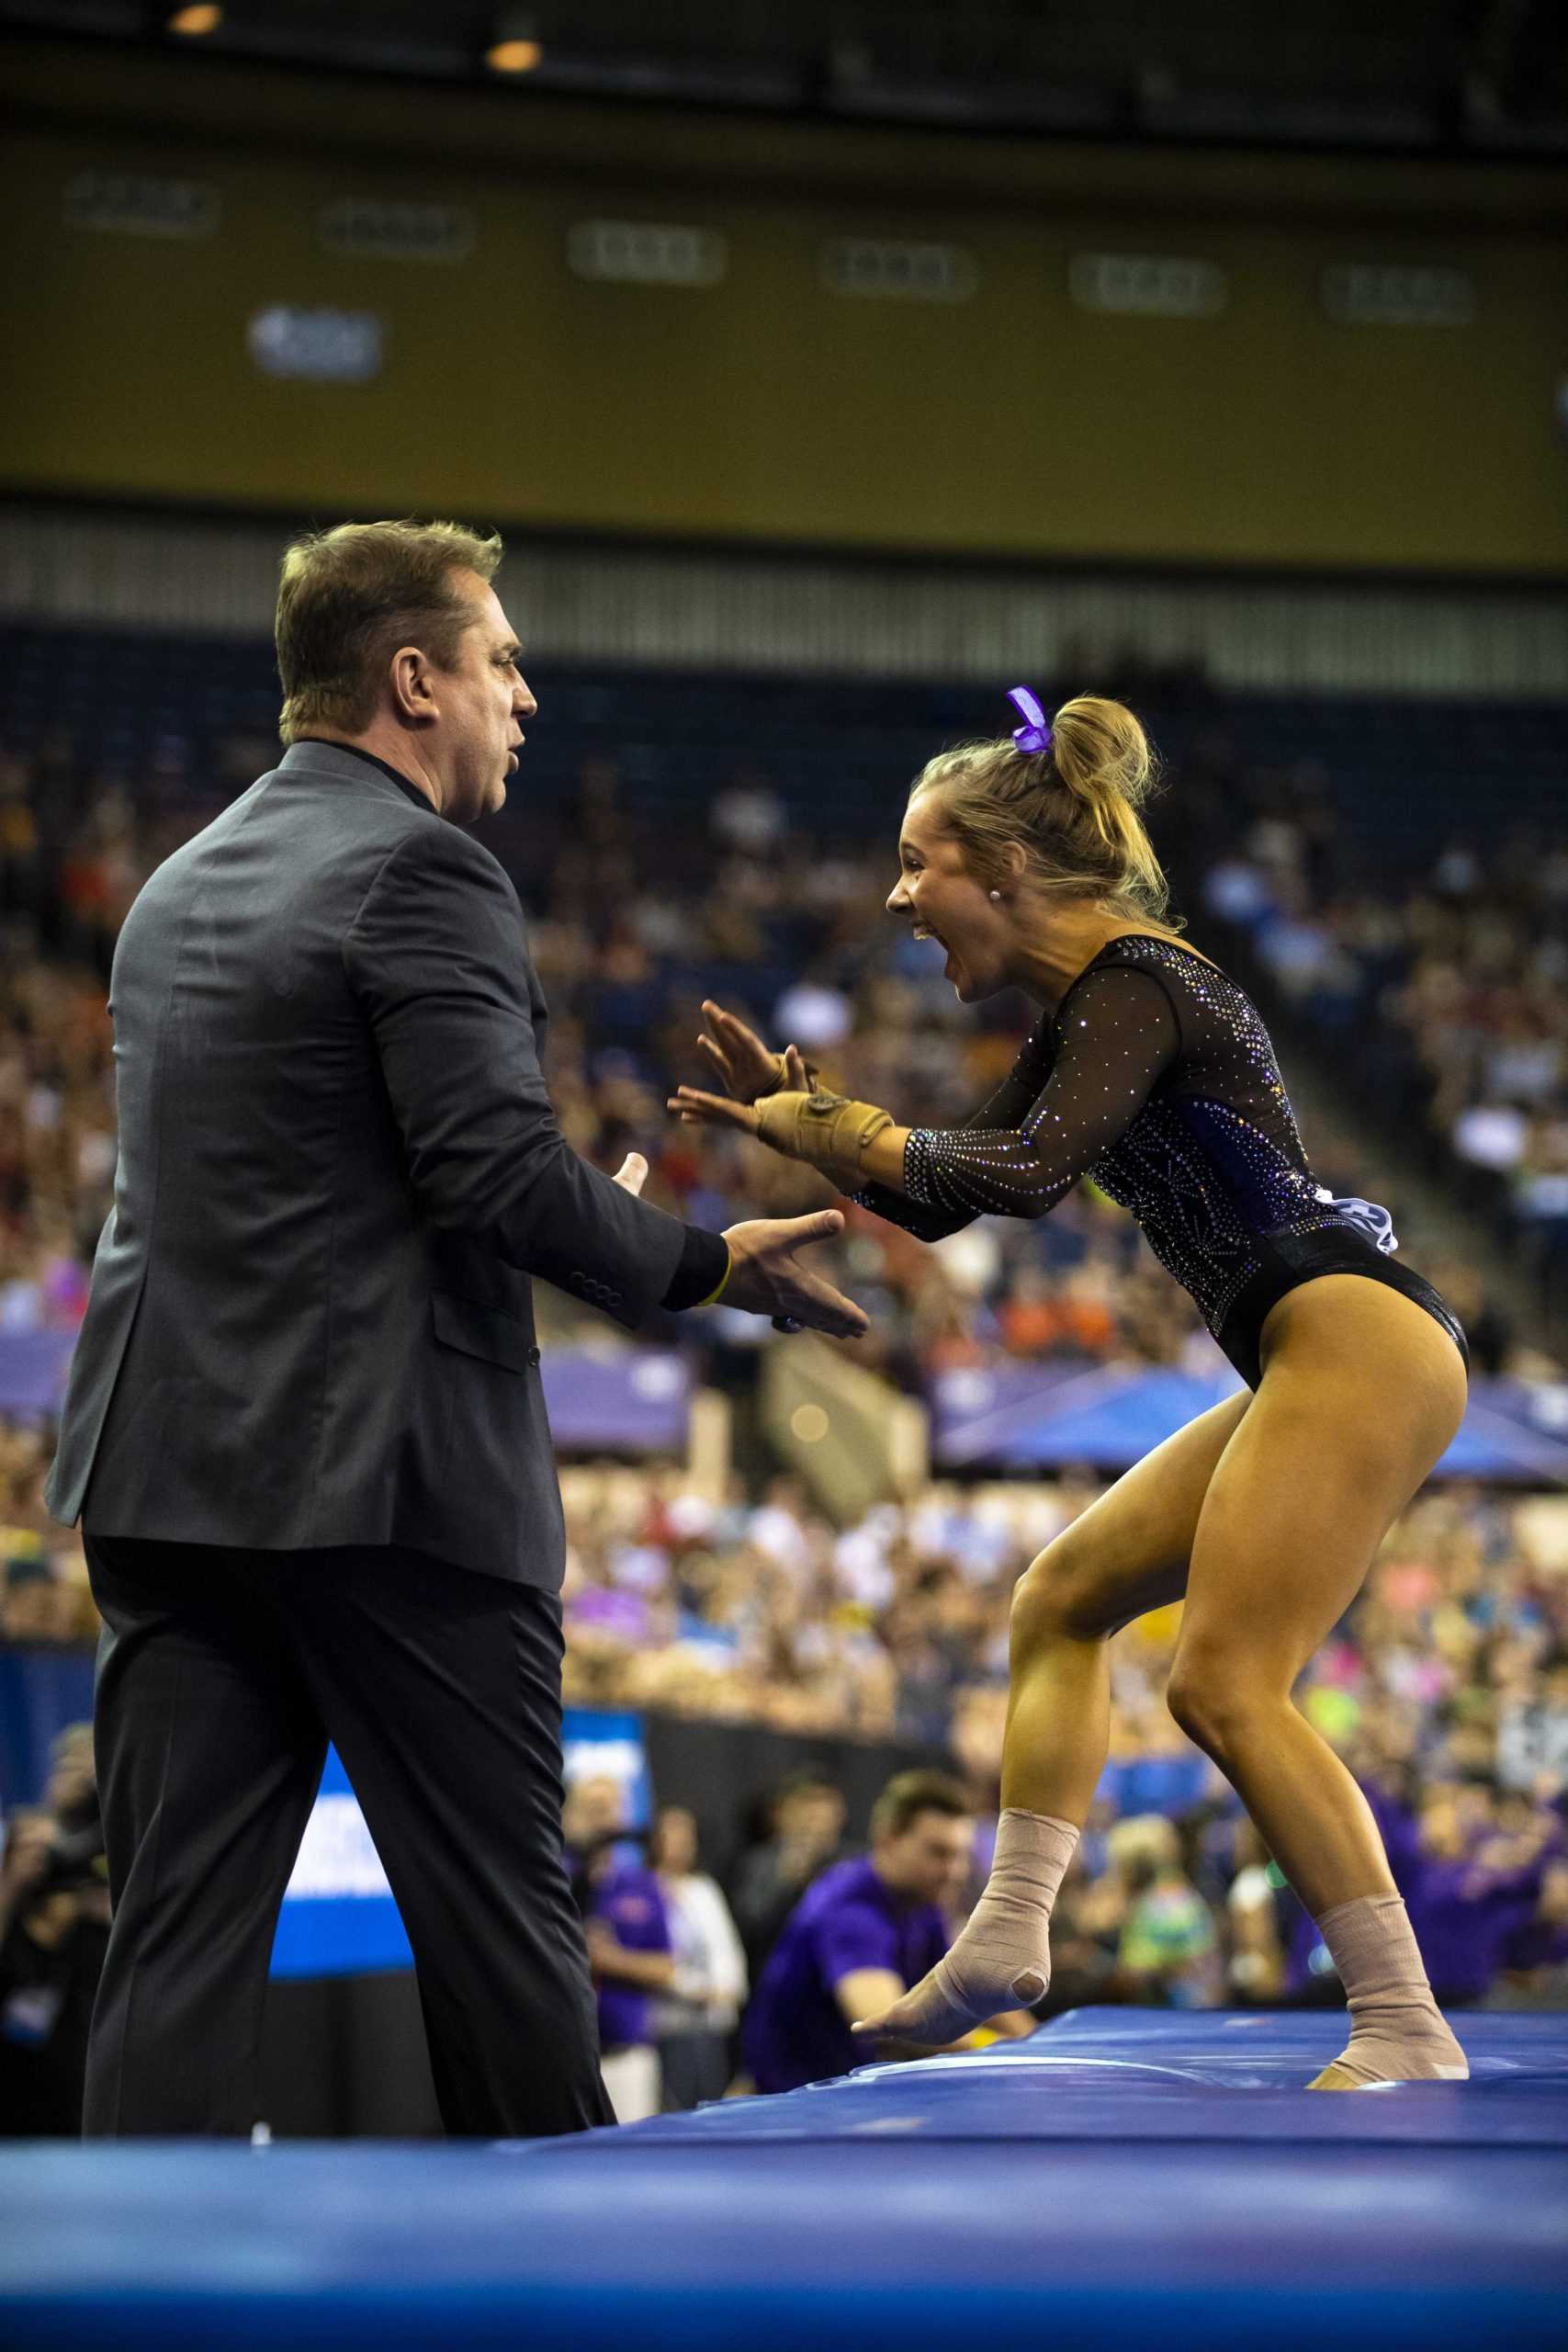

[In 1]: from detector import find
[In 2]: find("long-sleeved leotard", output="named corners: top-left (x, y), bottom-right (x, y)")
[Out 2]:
top-left (849, 1008), bottom-right (1098, 1246)
top-left (853, 933), bottom-right (1468, 1390)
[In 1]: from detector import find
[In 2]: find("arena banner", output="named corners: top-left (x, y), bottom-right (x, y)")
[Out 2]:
top-left (0, 1645), bottom-right (95, 1815)
top-left (929, 1362), bottom-right (1568, 1483)
top-left (0, 1338), bottom-right (689, 1454)
top-left (267, 1711), bottom-right (650, 1981)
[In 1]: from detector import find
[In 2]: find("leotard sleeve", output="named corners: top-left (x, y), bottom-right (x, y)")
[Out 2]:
top-left (849, 1021), bottom-right (1059, 1243)
top-left (888, 962), bottom-right (1181, 1227)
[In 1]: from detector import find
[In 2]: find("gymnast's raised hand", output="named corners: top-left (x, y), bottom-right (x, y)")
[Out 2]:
top-left (670, 1001), bottom-right (910, 1198)
top-left (688, 1000), bottom-right (796, 1105)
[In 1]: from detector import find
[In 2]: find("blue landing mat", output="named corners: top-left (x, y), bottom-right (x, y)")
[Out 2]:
top-left (4, 2011), bottom-right (1566, 2351)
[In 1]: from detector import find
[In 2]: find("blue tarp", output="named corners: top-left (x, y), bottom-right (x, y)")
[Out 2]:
top-left (930, 1362), bottom-right (1568, 1482)
top-left (4, 2012), bottom-right (1564, 2350)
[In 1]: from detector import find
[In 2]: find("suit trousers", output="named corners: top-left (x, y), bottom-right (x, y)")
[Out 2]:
top-left (81, 1530), bottom-right (613, 2139)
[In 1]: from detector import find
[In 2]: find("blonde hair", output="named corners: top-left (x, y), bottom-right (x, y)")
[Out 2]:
top-left (909, 694), bottom-right (1179, 929)
top-left (276, 517), bottom-right (503, 744)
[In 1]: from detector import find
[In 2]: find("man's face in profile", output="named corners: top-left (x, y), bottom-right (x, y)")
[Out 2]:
top-left (876, 1809), bottom-right (974, 1908)
top-left (436, 571), bottom-right (536, 824)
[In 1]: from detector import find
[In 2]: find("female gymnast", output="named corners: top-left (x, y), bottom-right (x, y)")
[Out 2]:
top-left (669, 689), bottom-right (1472, 2089)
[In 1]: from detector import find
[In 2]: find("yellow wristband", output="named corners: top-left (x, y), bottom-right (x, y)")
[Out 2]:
top-left (695, 1243), bottom-right (733, 1309)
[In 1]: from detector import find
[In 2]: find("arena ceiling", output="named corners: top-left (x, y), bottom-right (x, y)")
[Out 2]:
top-left (6, 0), bottom-right (1567, 155)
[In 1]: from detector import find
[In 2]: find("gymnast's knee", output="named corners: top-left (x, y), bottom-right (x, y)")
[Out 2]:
top-left (1010, 1538), bottom-right (1112, 1654)
top-left (1165, 1652), bottom-right (1280, 1761)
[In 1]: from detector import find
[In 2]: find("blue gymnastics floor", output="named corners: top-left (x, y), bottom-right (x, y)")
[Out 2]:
top-left (4, 2010), bottom-right (1566, 2350)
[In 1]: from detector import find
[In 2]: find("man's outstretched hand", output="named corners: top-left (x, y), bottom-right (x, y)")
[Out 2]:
top-left (721, 1208), bottom-right (868, 1340)
top-left (612, 1147), bottom-right (865, 1340)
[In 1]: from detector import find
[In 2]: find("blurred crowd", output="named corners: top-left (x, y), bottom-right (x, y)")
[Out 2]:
top-left (0, 704), bottom-right (1547, 1413)
top-left (6, 1455), bottom-right (1567, 2129)
top-left (542, 1438), bottom-right (1568, 2119)
top-left (565, 1461), bottom-right (1568, 2044)
top-left (1199, 802), bottom-right (1568, 1319)
top-left (2, 668), bottom-right (1566, 2131)
top-left (0, 1723), bottom-right (108, 2133)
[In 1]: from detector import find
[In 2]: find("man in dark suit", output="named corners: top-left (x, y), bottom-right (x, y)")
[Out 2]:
top-left (44, 517), bottom-right (866, 2139)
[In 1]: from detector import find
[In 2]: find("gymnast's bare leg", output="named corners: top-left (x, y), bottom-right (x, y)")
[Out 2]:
top-left (854, 1278), bottom-right (1469, 2088)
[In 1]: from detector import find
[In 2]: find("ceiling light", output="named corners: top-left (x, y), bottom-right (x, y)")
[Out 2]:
top-left (486, 38), bottom-right (543, 74)
top-left (167, 5), bottom-right (222, 35)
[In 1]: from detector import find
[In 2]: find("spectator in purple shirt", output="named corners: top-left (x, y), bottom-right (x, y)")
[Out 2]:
top-left (1403, 1788), bottom-right (1560, 2004)
top-left (564, 1773), bottom-right (672, 2123)
top-left (743, 1770), bottom-right (1031, 2096)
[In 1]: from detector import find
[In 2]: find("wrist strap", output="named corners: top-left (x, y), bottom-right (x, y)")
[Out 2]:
top-left (755, 1089), bottom-right (894, 1173)
top-left (695, 1242), bottom-right (733, 1309)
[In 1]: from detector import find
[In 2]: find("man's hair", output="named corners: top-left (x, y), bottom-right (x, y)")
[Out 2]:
top-left (871, 1769), bottom-right (972, 1842)
top-left (275, 517), bottom-right (503, 745)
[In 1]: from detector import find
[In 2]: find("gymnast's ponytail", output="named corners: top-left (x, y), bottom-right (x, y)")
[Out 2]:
top-left (908, 693), bottom-right (1178, 929)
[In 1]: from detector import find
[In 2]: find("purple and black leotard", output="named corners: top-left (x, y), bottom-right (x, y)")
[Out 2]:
top-left (853, 933), bottom-right (1468, 1391)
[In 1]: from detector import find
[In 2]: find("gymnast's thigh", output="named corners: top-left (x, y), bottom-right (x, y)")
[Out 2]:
top-left (1018, 1387), bottom-right (1253, 1638)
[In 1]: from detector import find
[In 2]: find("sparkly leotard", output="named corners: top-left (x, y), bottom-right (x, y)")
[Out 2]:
top-left (854, 933), bottom-right (1468, 1390)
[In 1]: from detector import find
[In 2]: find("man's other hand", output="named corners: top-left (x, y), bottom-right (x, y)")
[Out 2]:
top-left (720, 1209), bottom-right (868, 1340)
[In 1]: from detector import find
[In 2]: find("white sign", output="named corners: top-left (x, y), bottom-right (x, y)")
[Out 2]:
top-left (1069, 253), bottom-right (1228, 319)
top-left (248, 305), bottom-right (384, 383)
top-left (1322, 265), bottom-right (1475, 327)
top-left (821, 238), bottom-right (978, 302)
top-left (568, 220), bottom-right (728, 287)
top-left (284, 1794), bottom-right (392, 1900)
top-left (64, 170), bottom-right (220, 240)
top-left (319, 198), bottom-right (475, 263)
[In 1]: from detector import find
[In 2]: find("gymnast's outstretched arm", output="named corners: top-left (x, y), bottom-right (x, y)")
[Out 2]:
top-left (674, 994), bottom-right (1056, 1241)
top-left (671, 965), bottom-right (1180, 1221)
top-left (864, 964), bottom-right (1179, 1219)
top-left (847, 1023), bottom-right (1057, 1244)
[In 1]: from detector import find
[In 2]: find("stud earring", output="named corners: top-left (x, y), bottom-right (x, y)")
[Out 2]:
top-left (989, 889), bottom-right (1002, 902)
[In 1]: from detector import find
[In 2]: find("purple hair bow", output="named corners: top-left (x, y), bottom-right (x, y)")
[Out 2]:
top-left (1008, 686), bottom-right (1052, 757)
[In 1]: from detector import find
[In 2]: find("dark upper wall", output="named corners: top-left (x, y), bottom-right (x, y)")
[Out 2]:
top-left (5, 32), bottom-right (1567, 576)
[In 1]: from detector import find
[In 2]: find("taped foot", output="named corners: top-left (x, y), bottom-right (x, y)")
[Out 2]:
top-left (850, 1806), bottom-right (1076, 2047)
top-left (1308, 1893), bottom-right (1469, 2090)
top-left (1307, 2009), bottom-right (1469, 2090)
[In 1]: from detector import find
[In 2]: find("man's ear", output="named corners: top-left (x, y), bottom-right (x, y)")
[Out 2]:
top-left (389, 644), bottom-right (435, 724)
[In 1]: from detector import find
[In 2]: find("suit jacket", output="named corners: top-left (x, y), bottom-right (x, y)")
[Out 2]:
top-left (44, 741), bottom-right (711, 1588)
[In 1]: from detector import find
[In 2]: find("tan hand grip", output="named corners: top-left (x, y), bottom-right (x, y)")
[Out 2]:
top-left (754, 1087), bottom-right (894, 1172)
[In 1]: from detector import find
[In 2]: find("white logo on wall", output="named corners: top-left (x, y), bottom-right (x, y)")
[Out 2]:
top-left (1322, 265), bottom-right (1475, 327)
top-left (248, 306), bottom-right (384, 382)
top-left (564, 1736), bottom-right (645, 1791)
top-left (284, 1795), bottom-right (392, 1900)
top-left (822, 239), bottom-right (978, 303)
top-left (64, 171), bottom-right (220, 240)
top-left (568, 220), bottom-right (728, 287)
top-left (319, 199), bottom-right (476, 263)
top-left (1069, 254), bottom-right (1228, 319)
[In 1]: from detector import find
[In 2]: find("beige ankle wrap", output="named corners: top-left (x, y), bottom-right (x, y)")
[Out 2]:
top-left (855, 1807), bottom-right (1079, 2048)
top-left (1314, 1893), bottom-right (1469, 2086)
